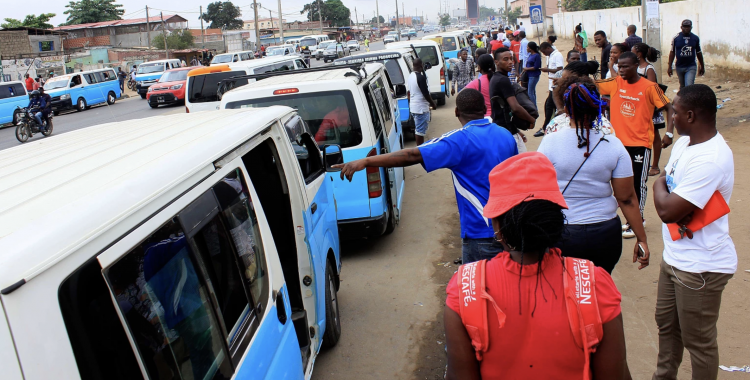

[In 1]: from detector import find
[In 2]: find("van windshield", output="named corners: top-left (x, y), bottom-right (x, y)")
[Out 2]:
top-left (159, 70), bottom-right (189, 82)
top-left (44, 77), bottom-right (69, 90)
top-left (226, 90), bottom-right (363, 148)
top-left (137, 63), bottom-right (165, 74)
top-left (300, 38), bottom-right (317, 47)
top-left (189, 71), bottom-right (248, 103)
top-left (212, 55), bottom-right (233, 64)
top-left (267, 48), bottom-right (285, 56)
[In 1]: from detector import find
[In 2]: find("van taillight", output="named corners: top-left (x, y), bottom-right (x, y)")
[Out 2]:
top-left (440, 67), bottom-right (445, 85)
top-left (365, 148), bottom-right (382, 198)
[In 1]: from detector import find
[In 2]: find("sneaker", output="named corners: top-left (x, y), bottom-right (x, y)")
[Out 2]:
top-left (533, 128), bottom-right (545, 137)
top-left (622, 228), bottom-right (636, 239)
top-left (622, 223), bottom-right (630, 231)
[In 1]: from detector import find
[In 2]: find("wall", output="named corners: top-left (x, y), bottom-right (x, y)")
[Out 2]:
top-left (552, 0), bottom-right (750, 76)
top-left (65, 48), bottom-right (111, 72)
top-left (64, 36), bottom-right (112, 49)
top-left (0, 31), bottom-right (32, 57)
top-left (1, 56), bottom-right (65, 82)
top-left (28, 35), bottom-right (64, 54)
top-left (517, 16), bottom-right (555, 39)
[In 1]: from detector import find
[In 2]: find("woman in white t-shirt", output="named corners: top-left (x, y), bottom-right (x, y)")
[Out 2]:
top-left (538, 80), bottom-right (650, 273)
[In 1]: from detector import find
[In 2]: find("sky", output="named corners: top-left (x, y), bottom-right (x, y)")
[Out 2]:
top-left (3, 0), bottom-right (507, 28)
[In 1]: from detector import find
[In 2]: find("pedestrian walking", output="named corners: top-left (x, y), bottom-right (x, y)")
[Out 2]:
top-left (594, 30), bottom-right (612, 79)
top-left (444, 152), bottom-right (629, 380)
top-left (333, 89), bottom-right (517, 264)
top-left (652, 84), bottom-right (735, 380)
top-left (464, 54), bottom-right (495, 117)
top-left (575, 23), bottom-right (588, 62)
top-left (364, 37), bottom-right (370, 52)
top-left (596, 52), bottom-right (675, 238)
top-left (407, 58), bottom-right (438, 145)
top-left (668, 19), bottom-right (705, 89)
top-left (522, 41), bottom-right (542, 108)
top-left (490, 47), bottom-right (537, 153)
top-left (24, 74), bottom-right (34, 91)
top-left (538, 80), bottom-right (650, 273)
top-left (535, 42), bottom-right (564, 136)
top-left (518, 31), bottom-right (529, 86)
top-left (623, 25), bottom-right (642, 50)
top-left (632, 43), bottom-right (667, 176)
top-left (451, 49), bottom-right (475, 95)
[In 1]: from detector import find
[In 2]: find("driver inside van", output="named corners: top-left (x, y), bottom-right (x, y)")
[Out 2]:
top-left (315, 104), bottom-right (351, 142)
top-left (71, 75), bottom-right (82, 87)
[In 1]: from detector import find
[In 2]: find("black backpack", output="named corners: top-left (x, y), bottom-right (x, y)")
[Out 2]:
top-left (488, 81), bottom-right (538, 133)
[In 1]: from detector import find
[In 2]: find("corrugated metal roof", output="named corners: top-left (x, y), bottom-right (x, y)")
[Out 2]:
top-left (54, 15), bottom-right (184, 31)
top-left (0, 107), bottom-right (293, 290)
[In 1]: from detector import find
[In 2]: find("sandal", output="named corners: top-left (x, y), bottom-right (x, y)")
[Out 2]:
top-left (648, 167), bottom-right (661, 176)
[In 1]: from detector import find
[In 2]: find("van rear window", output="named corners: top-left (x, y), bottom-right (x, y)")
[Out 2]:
top-left (189, 71), bottom-right (247, 103)
top-left (414, 46), bottom-right (439, 66)
top-left (225, 90), bottom-right (363, 148)
top-left (442, 37), bottom-right (457, 51)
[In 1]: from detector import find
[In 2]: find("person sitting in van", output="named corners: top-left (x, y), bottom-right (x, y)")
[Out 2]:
top-left (71, 75), bottom-right (82, 87)
top-left (315, 104), bottom-right (351, 142)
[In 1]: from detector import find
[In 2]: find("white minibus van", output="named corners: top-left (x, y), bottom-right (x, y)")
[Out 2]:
top-left (385, 39), bottom-right (449, 106)
top-left (299, 34), bottom-right (330, 50)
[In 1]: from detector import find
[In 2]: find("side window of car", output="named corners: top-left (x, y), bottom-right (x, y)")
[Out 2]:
top-left (294, 59), bottom-right (306, 69)
top-left (285, 117), bottom-right (324, 183)
top-left (102, 169), bottom-right (269, 379)
top-left (363, 82), bottom-right (384, 137)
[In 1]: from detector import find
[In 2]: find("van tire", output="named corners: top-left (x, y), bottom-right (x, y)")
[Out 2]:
top-left (437, 95), bottom-right (446, 106)
top-left (76, 98), bottom-right (87, 112)
top-left (322, 260), bottom-right (341, 349)
top-left (106, 91), bottom-right (116, 105)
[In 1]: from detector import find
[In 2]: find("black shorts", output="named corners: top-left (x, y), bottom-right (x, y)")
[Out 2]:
top-left (654, 122), bottom-right (666, 130)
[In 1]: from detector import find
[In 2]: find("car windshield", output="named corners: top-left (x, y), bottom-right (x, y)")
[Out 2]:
top-left (44, 78), bottom-right (69, 90)
top-left (318, 41), bottom-right (333, 49)
top-left (226, 90), bottom-right (363, 148)
top-left (211, 55), bottom-right (233, 64)
top-left (325, 44), bottom-right (338, 51)
top-left (159, 70), bottom-right (189, 82)
top-left (267, 48), bottom-right (285, 56)
top-left (137, 63), bottom-right (165, 74)
top-left (347, 41), bottom-right (357, 45)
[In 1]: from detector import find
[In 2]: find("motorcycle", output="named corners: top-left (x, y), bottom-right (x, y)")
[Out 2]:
top-left (127, 77), bottom-right (136, 90)
top-left (15, 106), bottom-right (53, 143)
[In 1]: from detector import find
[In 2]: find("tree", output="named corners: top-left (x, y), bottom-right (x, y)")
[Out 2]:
top-left (301, 0), bottom-right (351, 27)
top-left (201, 1), bottom-right (243, 30)
top-left (479, 5), bottom-right (497, 19)
top-left (508, 7), bottom-right (523, 25)
top-left (439, 14), bottom-right (451, 27)
top-left (370, 15), bottom-right (385, 24)
top-left (151, 29), bottom-right (194, 50)
top-left (2, 13), bottom-right (56, 29)
top-left (62, 0), bottom-right (124, 26)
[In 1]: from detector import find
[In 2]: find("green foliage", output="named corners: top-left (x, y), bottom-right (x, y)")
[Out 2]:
top-left (1, 13), bottom-right (57, 29)
top-left (439, 14), bottom-right (451, 27)
top-left (301, 0), bottom-right (352, 27)
top-left (62, 0), bottom-right (124, 26)
top-left (201, 1), bottom-right (243, 30)
top-left (151, 29), bottom-right (194, 50)
top-left (479, 5), bottom-right (498, 19)
top-left (370, 15), bottom-right (385, 24)
top-left (508, 7), bottom-right (523, 24)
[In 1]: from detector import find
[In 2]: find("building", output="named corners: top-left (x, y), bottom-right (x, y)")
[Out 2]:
top-left (243, 18), bottom-right (287, 30)
top-left (285, 20), bottom-right (332, 30)
top-left (508, 0), bottom-right (562, 18)
top-left (0, 27), bottom-right (67, 81)
top-left (189, 28), bottom-right (223, 43)
top-left (54, 15), bottom-right (189, 49)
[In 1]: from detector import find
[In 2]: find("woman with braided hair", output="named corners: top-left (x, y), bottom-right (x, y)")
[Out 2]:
top-left (444, 152), bottom-right (630, 379)
top-left (538, 81), bottom-right (650, 273)
top-left (544, 61), bottom-right (614, 135)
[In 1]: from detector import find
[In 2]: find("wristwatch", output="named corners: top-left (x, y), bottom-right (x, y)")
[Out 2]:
top-left (665, 132), bottom-right (674, 138)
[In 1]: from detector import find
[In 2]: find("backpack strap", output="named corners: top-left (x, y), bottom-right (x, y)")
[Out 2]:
top-left (457, 259), bottom-right (506, 361)
top-left (563, 257), bottom-right (604, 380)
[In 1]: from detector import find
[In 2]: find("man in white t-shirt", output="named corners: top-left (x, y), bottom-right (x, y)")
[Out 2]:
top-left (534, 42), bottom-right (563, 137)
top-left (407, 58), bottom-right (437, 145)
top-left (652, 84), bottom-right (735, 380)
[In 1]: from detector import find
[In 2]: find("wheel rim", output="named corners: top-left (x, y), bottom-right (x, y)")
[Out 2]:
top-left (78, 99), bottom-right (84, 109)
top-left (329, 274), bottom-right (339, 328)
top-left (16, 125), bottom-right (29, 142)
top-left (109, 94), bottom-right (114, 103)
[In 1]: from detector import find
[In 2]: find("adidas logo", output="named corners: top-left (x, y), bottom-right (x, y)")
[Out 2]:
top-left (638, 92), bottom-right (643, 95)
top-left (634, 154), bottom-right (644, 163)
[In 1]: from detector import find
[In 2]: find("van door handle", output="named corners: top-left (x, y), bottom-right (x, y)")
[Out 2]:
top-left (275, 290), bottom-right (287, 324)
top-left (311, 203), bottom-right (318, 214)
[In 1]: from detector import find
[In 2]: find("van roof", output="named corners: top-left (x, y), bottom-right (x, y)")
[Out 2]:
top-left (0, 107), bottom-right (293, 292)
top-left (139, 59), bottom-right (179, 65)
top-left (385, 39), bottom-right (441, 50)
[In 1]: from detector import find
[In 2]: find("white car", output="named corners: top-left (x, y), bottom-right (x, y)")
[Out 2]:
top-left (346, 40), bottom-right (361, 51)
top-left (314, 40), bottom-right (336, 60)
top-left (383, 35), bottom-right (397, 44)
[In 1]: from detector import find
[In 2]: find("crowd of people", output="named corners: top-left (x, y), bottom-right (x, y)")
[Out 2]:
top-left (335, 17), bottom-right (734, 380)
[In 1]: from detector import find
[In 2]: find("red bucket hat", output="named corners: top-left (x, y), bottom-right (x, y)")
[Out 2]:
top-left (483, 152), bottom-right (568, 219)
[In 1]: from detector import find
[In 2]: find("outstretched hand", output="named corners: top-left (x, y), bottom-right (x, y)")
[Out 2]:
top-left (331, 159), bottom-right (367, 182)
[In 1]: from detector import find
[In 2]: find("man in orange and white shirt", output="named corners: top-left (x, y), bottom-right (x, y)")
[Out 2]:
top-left (596, 51), bottom-right (675, 238)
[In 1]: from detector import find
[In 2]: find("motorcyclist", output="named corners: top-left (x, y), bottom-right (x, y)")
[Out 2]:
top-left (26, 90), bottom-right (47, 133)
top-left (38, 87), bottom-right (53, 123)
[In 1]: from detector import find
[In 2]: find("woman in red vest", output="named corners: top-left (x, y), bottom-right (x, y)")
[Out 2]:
top-left (444, 152), bottom-right (630, 380)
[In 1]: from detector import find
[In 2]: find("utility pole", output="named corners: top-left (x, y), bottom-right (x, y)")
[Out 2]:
top-left (278, 0), bottom-right (284, 42)
top-left (355, 7), bottom-right (359, 28)
top-left (200, 5), bottom-right (205, 46)
top-left (317, 0), bottom-right (323, 33)
top-left (395, 0), bottom-right (399, 32)
top-left (642, 0), bottom-right (663, 83)
top-left (402, 2), bottom-right (405, 28)
top-left (160, 12), bottom-right (169, 58)
top-left (145, 6), bottom-right (152, 49)
top-left (505, 0), bottom-right (509, 26)
top-left (541, 0), bottom-right (547, 37)
top-left (376, 0), bottom-right (381, 32)
top-left (252, 0), bottom-right (260, 50)
top-left (269, 10), bottom-right (275, 44)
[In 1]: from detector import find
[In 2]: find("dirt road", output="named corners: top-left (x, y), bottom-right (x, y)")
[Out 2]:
top-left (313, 38), bottom-right (750, 380)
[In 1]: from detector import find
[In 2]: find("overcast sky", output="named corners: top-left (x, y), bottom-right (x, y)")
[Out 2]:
top-left (4, 0), bottom-right (507, 28)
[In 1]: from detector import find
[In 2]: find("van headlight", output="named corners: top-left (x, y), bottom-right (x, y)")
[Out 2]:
top-left (60, 94), bottom-right (70, 100)
top-left (170, 84), bottom-right (183, 90)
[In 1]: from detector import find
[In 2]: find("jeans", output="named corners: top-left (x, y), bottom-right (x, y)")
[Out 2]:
top-left (33, 112), bottom-right (44, 128)
top-left (527, 75), bottom-right (540, 109)
top-left (580, 52), bottom-right (588, 62)
top-left (676, 66), bottom-right (697, 89)
top-left (413, 112), bottom-right (430, 136)
top-left (462, 238), bottom-right (504, 264)
top-left (555, 216), bottom-right (622, 273)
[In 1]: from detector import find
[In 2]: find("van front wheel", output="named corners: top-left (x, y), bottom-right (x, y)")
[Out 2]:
top-left (321, 261), bottom-right (341, 349)
top-left (76, 98), bottom-right (87, 111)
top-left (107, 91), bottom-right (116, 105)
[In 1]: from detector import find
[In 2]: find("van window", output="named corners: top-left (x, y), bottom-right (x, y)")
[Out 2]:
top-left (137, 62), bottom-right (166, 74)
top-left (93, 72), bottom-right (105, 83)
top-left (83, 73), bottom-right (98, 84)
top-left (294, 59), bottom-right (306, 69)
top-left (285, 116), bottom-right (323, 183)
top-left (300, 38), bottom-right (317, 47)
top-left (240, 52), bottom-right (252, 60)
top-left (442, 36), bottom-right (457, 51)
top-left (0, 84), bottom-right (25, 99)
top-left (413, 46), bottom-right (439, 66)
top-left (382, 59), bottom-right (406, 85)
top-left (189, 71), bottom-right (248, 103)
top-left (371, 78), bottom-right (392, 123)
top-left (226, 90), bottom-right (363, 148)
top-left (363, 84), bottom-right (383, 138)
top-left (105, 70), bottom-right (117, 81)
top-left (44, 77), bottom-right (68, 90)
top-left (212, 54), bottom-right (233, 64)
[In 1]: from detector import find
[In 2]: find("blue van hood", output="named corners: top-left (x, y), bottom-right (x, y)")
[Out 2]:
top-left (47, 88), bottom-right (68, 97)
top-left (136, 72), bottom-right (163, 82)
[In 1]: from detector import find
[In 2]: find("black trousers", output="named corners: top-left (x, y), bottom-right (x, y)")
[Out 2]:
top-left (625, 146), bottom-right (651, 218)
top-left (543, 90), bottom-right (555, 128)
top-left (556, 216), bottom-right (623, 273)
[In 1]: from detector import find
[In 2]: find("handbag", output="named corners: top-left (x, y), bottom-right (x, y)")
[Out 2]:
top-left (666, 191), bottom-right (730, 241)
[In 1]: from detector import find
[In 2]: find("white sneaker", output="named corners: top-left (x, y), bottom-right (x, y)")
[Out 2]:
top-left (622, 228), bottom-right (636, 239)
top-left (622, 223), bottom-right (630, 231)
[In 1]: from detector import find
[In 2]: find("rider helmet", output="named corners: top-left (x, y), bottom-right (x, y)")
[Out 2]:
top-left (30, 90), bottom-right (40, 97)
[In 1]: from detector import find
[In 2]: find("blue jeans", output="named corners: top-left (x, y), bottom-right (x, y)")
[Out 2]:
top-left (462, 238), bottom-right (504, 264)
top-left (676, 66), bottom-right (697, 89)
top-left (580, 52), bottom-right (588, 62)
top-left (527, 75), bottom-right (540, 109)
top-left (413, 112), bottom-right (430, 136)
top-left (33, 112), bottom-right (44, 128)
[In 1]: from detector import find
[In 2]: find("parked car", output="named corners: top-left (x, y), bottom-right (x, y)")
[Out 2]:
top-left (322, 43), bottom-right (349, 63)
top-left (220, 63), bottom-right (407, 238)
top-left (314, 40), bottom-right (336, 60)
top-left (267, 44), bottom-right (297, 56)
top-left (146, 66), bottom-right (193, 108)
top-left (0, 107), bottom-right (343, 380)
top-left (0, 81), bottom-right (28, 125)
top-left (45, 68), bottom-right (121, 113)
top-left (210, 50), bottom-right (255, 65)
top-left (346, 40), bottom-right (361, 51)
top-left (408, 28), bottom-right (417, 37)
top-left (135, 59), bottom-right (182, 99)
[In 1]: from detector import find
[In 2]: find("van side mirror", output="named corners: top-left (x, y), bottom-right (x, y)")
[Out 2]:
top-left (323, 144), bottom-right (343, 172)
top-left (394, 84), bottom-right (407, 98)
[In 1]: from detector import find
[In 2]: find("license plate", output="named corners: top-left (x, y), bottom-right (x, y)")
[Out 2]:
top-left (157, 97), bottom-right (164, 103)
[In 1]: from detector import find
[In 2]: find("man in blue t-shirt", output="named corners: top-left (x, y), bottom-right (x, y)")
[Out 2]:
top-left (668, 19), bottom-right (705, 89)
top-left (333, 89), bottom-right (518, 263)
